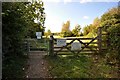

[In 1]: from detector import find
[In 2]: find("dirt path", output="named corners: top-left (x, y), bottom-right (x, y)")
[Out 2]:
top-left (25, 51), bottom-right (51, 78)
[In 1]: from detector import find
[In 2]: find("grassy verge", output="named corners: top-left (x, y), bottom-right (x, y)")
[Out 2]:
top-left (45, 54), bottom-right (118, 78)
top-left (2, 55), bottom-right (28, 78)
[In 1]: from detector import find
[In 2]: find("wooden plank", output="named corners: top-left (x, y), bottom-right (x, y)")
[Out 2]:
top-left (49, 35), bottom-right (54, 56)
top-left (66, 38), bottom-right (94, 40)
top-left (57, 53), bottom-right (73, 55)
top-left (54, 41), bottom-right (98, 44)
top-left (54, 38), bottom-right (94, 40)
top-left (57, 53), bottom-right (96, 55)
top-left (86, 36), bottom-right (98, 45)
top-left (79, 53), bottom-right (97, 55)
top-left (54, 39), bottom-right (76, 54)
top-left (54, 39), bottom-right (98, 45)
top-left (65, 46), bottom-right (76, 54)
top-left (97, 27), bottom-right (102, 53)
top-left (54, 50), bottom-right (98, 52)
top-left (84, 42), bottom-right (98, 44)
top-left (30, 48), bottom-right (47, 51)
top-left (52, 34), bottom-right (101, 55)
top-left (54, 42), bottom-right (76, 45)
top-left (76, 36), bottom-right (98, 54)
top-left (54, 46), bottom-right (98, 48)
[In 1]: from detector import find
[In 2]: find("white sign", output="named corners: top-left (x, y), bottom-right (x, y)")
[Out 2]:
top-left (57, 39), bottom-right (66, 47)
top-left (36, 32), bottom-right (38, 36)
top-left (37, 36), bottom-right (41, 39)
top-left (71, 42), bottom-right (81, 50)
top-left (36, 32), bottom-right (42, 39)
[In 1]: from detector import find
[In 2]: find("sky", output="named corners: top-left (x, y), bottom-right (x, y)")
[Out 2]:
top-left (43, 0), bottom-right (119, 32)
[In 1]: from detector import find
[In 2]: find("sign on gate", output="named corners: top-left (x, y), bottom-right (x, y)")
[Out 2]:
top-left (71, 42), bottom-right (81, 50)
top-left (57, 39), bottom-right (66, 47)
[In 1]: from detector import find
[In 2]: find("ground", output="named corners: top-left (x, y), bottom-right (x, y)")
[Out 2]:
top-left (25, 51), bottom-right (118, 78)
top-left (25, 51), bottom-right (51, 78)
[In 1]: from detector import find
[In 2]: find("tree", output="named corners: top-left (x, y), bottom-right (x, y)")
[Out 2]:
top-left (83, 24), bottom-right (92, 36)
top-left (2, 1), bottom-right (45, 78)
top-left (2, 1), bottom-right (45, 56)
top-left (61, 20), bottom-right (72, 37)
top-left (61, 20), bottom-right (70, 32)
top-left (82, 7), bottom-right (120, 63)
top-left (100, 7), bottom-right (120, 31)
top-left (25, 1), bottom-right (46, 38)
top-left (92, 17), bottom-right (101, 29)
top-left (72, 24), bottom-right (81, 37)
top-left (47, 29), bottom-right (51, 35)
top-left (2, 2), bottom-right (29, 78)
top-left (100, 7), bottom-right (120, 64)
top-left (2, 2), bottom-right (28, 57)
top-left (45, 29), bottom-right (51, 38)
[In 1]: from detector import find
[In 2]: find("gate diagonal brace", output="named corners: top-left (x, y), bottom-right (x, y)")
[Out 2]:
top-left (77, 36), bottom-right (98, 54)
top-left (55, 36), bottom-right (98, 55)
top-left (64, 46), bottom-right (76, 54)
top-left (55, 39), bottom-right (76, 54)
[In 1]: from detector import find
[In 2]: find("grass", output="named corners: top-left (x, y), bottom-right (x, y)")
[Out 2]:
top-left (29, 38), bottom-right (49, 49)
top-left (45, 54), bottom-right (118, 78)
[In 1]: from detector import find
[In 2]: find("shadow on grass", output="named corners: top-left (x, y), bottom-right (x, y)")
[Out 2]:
top-left (45, 55), bottom-right (93, 78)
top-left (45, 54), bottom-right (118, 78)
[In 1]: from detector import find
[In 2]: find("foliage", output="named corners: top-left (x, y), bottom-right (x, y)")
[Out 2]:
top-left (80, 32), bottom-right (84, 36)
top-left (72, 24), bottom-right (81, 37)
top-left (61, 21), bottom-right (82, 37)
top-left (100, 7), bottom-right (120, 31)
top-left (92, 17), bottom-right (101, 29)
top-left (100, 7), bottom-right (120, 63)
top-left (83, 17), bottom-right (100, 37)
top-left (83, 24), bottom-right (93, 36)
top-left (2, 2), bottom-right (28, 78)
top-left (2, 1), bottom-right (45, 78)
top-left (2, 55), bottom-right (28, 78)
top-left (2, 2), bottom-right (27, 58)
top-left (61, 31), bottom-right (72, 37)
top-left (82, 7), bottom-right (120, 64)
top-left (25, 1), bottom-right (46, 38)
top-left (106, 25), bottom-right (120, 64)
top-left (61, 20), bottom-right (72, 37)
top-left (61, 20), bottom-right (70, 32)
top-left (44, 29), bottom-right (51, 38)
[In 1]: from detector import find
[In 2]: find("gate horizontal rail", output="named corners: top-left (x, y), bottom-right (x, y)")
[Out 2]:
top-left (48, 27), bottom-right (107, 56)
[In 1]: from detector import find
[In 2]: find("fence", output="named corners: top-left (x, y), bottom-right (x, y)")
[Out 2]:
top-left (23, 27), bottom-right (109, 56)
top-left (24, 38), bottom-right (49, 53)
top-left (49, 27), bottom-right (108, 56)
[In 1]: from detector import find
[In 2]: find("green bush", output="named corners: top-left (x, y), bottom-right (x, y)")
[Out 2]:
top-left (106, 25), bottom-right (120, 64)
top-left (61, 31), bottom-right (72, 37)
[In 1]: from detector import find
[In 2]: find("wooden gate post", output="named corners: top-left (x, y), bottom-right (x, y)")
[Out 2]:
top-left (49, 34), bottom-right (54, 56)
top-left (97, 27), bottom-right (102, 54)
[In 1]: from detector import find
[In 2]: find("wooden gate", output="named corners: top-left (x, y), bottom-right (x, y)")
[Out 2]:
top-left (49, 27), bottom-right (107, 56)
top-left (24, 38), bottom-right (49, 52)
